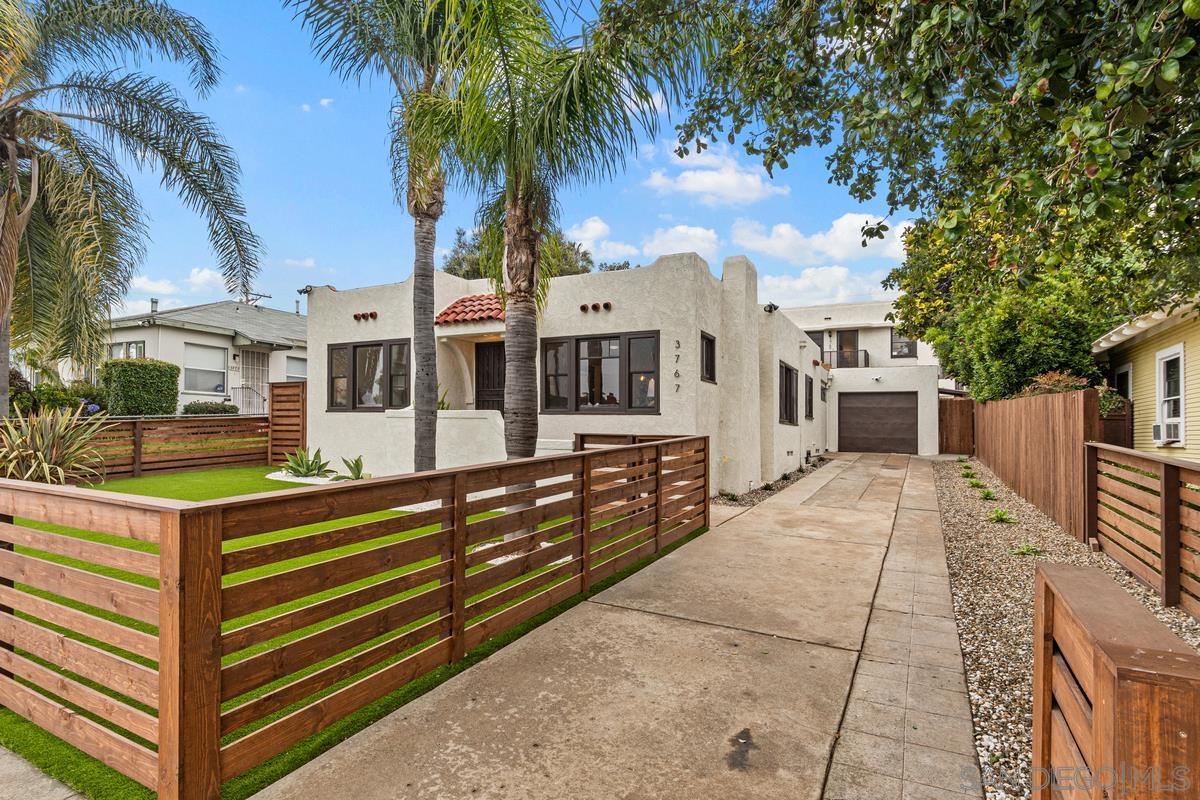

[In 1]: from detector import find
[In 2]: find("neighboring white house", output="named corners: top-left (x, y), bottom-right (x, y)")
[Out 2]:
top-left (107, 300), bottom-right (308, 414)
top-left (304, 253), bottom-right (941, 493)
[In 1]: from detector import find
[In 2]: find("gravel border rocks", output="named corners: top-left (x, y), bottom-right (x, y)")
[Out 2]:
top-left (712, 456), bottom-right (829, 507)
top-left (934, 457), bottom-right (1200, 800)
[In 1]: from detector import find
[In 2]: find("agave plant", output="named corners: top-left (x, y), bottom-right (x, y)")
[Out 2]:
top-left (332, 455), bottom-right (370, 482)
top-left (283, 447), bottom-right (335, 478)
top-left (0, 405), bottom-right (112, 484)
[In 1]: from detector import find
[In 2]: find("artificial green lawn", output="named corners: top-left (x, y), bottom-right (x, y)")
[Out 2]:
top-left (0, 465), bottom-right (706, 799)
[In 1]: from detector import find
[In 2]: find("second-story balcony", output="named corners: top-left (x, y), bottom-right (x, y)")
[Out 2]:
top-left (823, 349), bottom-right (870, 368)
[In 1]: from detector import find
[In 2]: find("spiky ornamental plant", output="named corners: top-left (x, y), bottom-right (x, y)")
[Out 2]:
top-left (0, 404), bottom-right (111, 484)
top-left (0, 1), bottom-right (261, 414)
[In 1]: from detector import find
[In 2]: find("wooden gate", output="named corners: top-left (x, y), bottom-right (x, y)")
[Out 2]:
top-left (268, 381), bottom-right (307, 464)
top-left (938, 395), bottom-right (974, 454)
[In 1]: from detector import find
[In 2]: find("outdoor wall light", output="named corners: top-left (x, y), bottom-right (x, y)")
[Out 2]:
top-left (764, 302), bottom-right (779, 313)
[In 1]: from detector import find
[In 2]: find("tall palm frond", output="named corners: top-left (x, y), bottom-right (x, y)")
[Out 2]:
top-left (0, 0), bottom-right (259, 404)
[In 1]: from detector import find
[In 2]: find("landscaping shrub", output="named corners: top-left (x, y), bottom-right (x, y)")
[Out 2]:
top-left (283, 447), bottom-right (335, 478)
top-left (12, 380), bottom-right (105, 415)
top-left (0, 406), bottom-right (112, 484)
top-left (988, 508), bottom-right (1017, 524)
top-left (100, 358), bottom-right (179, 416)
top-left (967, 478), bottom-right (985, 489)
top-left (979, 489), bottom-right (997, 500)
top-left (1009, 543), bottom-right (1044, 557)
top-left (332, 455), bottom-right (370, 481)
top-left (182, 400), bottom-right (239, 415)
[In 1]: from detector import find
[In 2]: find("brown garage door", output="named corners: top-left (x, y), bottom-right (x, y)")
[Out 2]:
top-left (838, 392), bottom-right (918, 454)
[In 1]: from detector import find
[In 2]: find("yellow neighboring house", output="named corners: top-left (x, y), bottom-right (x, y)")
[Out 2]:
top-left (1092, 303), bottom-right (1200, 459)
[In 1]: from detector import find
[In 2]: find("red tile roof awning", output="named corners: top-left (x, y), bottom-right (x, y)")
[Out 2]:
top-left (435, 293), bottom-right (505, 326)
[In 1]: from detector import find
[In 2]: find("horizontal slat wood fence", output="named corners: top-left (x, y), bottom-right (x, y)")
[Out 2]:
top-left (1033, 564), bottom-right (1200, 798)
top-left (0, 434), bottom-right (708, 799)
top-left (267, 382), bottom-right (306, 465)
top-left (975, 389), bottom-right (1099, 540)
top-left (1085, 441), bottom-right (1200, 619)
top-left (93, 415), bottom-right (270, 478)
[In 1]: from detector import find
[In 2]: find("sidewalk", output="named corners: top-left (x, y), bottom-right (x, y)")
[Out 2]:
top-left (251, 453), bottom-right (982, 800)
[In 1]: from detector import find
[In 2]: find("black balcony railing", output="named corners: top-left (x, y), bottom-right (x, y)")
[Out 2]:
top-left (822, 349), bottom-right (870, 368)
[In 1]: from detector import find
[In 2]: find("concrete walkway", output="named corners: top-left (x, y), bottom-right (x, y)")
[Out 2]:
top-left (251, 452), bottom-right (982, 800)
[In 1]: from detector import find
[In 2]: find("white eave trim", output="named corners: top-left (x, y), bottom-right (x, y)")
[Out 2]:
top-left (1091, 303), bottom-right (1195, 354)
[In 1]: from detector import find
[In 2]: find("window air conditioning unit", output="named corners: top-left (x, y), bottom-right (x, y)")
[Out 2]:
top-left (1154, 422), bottom-right (1181, 444)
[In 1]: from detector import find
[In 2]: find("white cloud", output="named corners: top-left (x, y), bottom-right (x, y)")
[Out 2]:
top-left (319, 98), bottom-right (334, 107)
top-left (132, 275), bottom-right (178, 294)
top-left (185, 267), bottom-right (225, 292)
top-left (565, 216), bottom-right (639, 261)
top-left (643, 149), bottom-right (789, 207)
top-left (284, 257), bottom-right (316, 268)
top-left (299, 103), bottom-right (312, 113)
top-left (234, 83), bottom-right (248, 93)
top-left (759, 267), bottom-right (896, 306)
top-left (731, 213), bottom-right (912, 266)
top-left (641, 225), bottom-right (720, 262)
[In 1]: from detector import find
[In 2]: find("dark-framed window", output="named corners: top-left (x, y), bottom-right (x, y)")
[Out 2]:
top-left (700, 332), bottom-right (717, 384)
top-left (327, 339), bottom-right (410, 411)
top-left (779, 361), bottom-right (799, 425)
top-left (109, 340), bottom-right (145, 360)
top-left (804, 374), bottom-right (814, 419)
top-left (891, 328), bottom-right (917, 358)
top-left (541, 331), bottom-right (659, 414)
top-left (820, 384), bottom-right (828, 402)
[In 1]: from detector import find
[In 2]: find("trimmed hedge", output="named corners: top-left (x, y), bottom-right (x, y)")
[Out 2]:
top-left (99, 358), bottom-right (180, 416)
top-left (182, 400), bottom-right (239, 415)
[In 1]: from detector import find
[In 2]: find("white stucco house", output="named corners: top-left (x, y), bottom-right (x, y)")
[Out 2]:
top-left (781, 300), bottom-right (949, 455)
top-left (107, 300), bottom-right (308, 414)
top-left (303, 253), bottom-right (943, 494)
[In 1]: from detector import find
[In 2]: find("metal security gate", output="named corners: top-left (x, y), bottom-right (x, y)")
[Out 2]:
top-left (838, 391), bottom-right (919, 453)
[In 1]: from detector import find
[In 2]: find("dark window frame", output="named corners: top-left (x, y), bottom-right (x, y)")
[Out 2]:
top-left (805, 330), bottom-right (824, 349)
top-left (700, 331), bottom-right (717, 384)
top-left (540, 330), bottom-right (660, 415)
top-left (890, 327), bottom-right (918, 359)
top-left (779, 361), bottom-right (799, 425)
top-left (804, 374), bottom-right (814, 419)
top-left (326, 338), bottom-right (411, 412)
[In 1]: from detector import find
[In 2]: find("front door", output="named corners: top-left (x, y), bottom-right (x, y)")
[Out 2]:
top-left (836, 329), bottom-right (860, 368)
top-left (475, 342), bottom-right (506, 411)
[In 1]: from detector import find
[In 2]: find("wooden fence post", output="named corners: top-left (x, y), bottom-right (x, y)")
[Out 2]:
top-left (1030, 570), bottom-right (1054, 800)
top-left (158, 508), bottom-right (223, 800)
top-left (1083, 444), bottom-right (1098, 547)
top-left (702, 436), bottom-right (711, 529)
top-left (131, 419), bottom-right (144, 478)
top-left (1160, 461), bottom-right (1182, 607)
top-left (0, 513), bottom-right (11, 683)
top-left (654, 443), bottom-right (665, 552)
top-left (450, 472), bottom-right (467, 661)
top-left (580, 452), bottom-right (593, 593)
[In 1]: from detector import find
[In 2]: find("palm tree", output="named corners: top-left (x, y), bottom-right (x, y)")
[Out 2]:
top-left (417, 0), bottom-right (700, 459)
top-left (0, 0), bottom-right (261, 414)
top-left (288, 0), bottom-right (454, 473)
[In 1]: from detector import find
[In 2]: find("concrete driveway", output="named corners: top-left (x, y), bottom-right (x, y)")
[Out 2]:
top-left (252, 454), bottom-right (981, 800)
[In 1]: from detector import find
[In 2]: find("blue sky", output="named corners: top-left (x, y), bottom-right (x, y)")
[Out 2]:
top-left (119, 1), bottom-right (912, 317)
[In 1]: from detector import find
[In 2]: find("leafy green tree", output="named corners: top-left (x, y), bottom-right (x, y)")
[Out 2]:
top-left (615, 0), bottom-right (1200, 289)
top-left (415, 0), bottom-right (699, 459)
top-left (889, 217), bottom-right (1159, 400)
top-left (0, 0), bottom-right (260, 414)
top-left (289, 0), bottom-right (456, 471)
top-left (441, 225), bottom-right (593, 279)
top-left (598, 259), bottom-right (633, 271)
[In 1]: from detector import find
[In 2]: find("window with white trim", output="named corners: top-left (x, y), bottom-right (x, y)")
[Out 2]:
top-left (1156, 344), bottom-right (1184, 445)
top-left (183, 343), bottom-right (227, 394)
top-left (286, 356), bottom-right (307, 382)
top-left (109, 341), bottom-right (145, 360)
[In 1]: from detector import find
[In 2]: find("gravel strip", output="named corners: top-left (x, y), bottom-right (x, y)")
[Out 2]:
top-left (712, 457), bottom-right (829, 507)
top-left (935, 457), bottom-right (1200, 800)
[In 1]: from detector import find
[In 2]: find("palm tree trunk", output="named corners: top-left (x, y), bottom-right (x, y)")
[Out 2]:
top-left (0, 190), bottom-right (28, 418)
top-left (502, 192), bottom-right (540, 460)
top-left (410, 174), bottom-right (444, 473)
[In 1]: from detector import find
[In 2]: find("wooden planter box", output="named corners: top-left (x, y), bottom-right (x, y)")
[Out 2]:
top-left (1033, 564), bottom-right (1200, 798)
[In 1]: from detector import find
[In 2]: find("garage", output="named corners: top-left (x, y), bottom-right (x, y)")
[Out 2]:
top-left (838, 392), bottom-right (919, 454)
